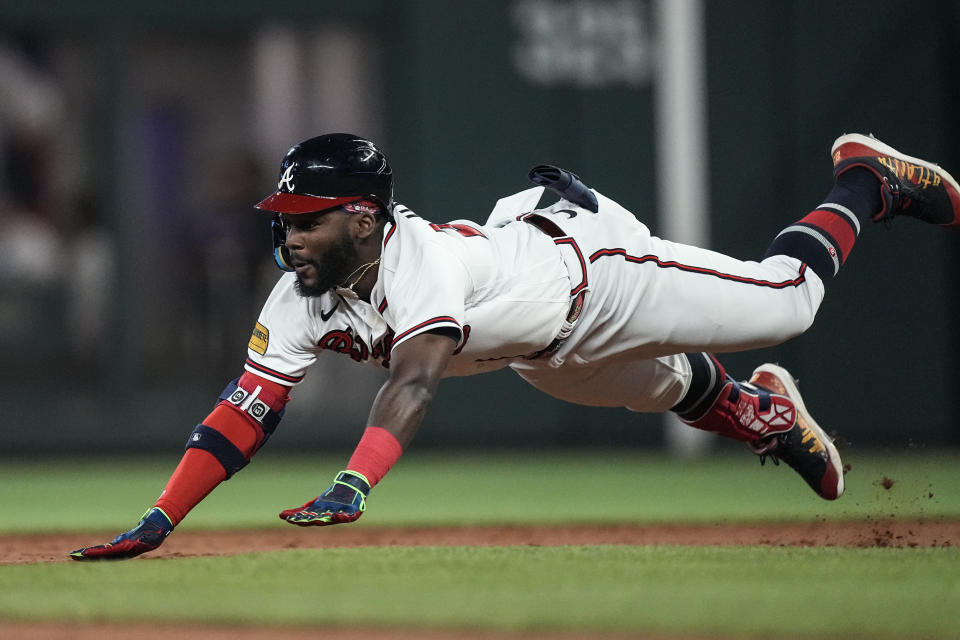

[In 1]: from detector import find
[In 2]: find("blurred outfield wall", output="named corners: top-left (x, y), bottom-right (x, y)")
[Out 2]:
top-left (0, 0), bottom-right (957, 454)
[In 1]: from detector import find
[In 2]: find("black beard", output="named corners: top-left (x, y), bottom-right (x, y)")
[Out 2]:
top-left (293, 234), bottom-right (359, 298)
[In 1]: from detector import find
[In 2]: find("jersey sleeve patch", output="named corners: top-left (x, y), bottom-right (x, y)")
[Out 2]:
top-left (248, 322), bottom-right (270, 355)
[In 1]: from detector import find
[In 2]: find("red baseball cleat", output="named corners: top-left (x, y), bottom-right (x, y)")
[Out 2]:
top-left (832, 133), bottom-right (960, 226)
top-left (747, 364), bottom-right (845, 500)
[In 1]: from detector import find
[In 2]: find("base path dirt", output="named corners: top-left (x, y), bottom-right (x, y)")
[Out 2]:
top-left (0, 621), bottom-right (706, 640)
top-left (3, 518), bottom-right (957, 565)
top-left (3, 520), bottom-right (957, 640)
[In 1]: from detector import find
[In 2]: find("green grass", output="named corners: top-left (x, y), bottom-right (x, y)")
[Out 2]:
top-left (2, 450), bottom-right (959, 638)
top-left (3, 449), bottom-right (959, 533)
top-left (2, 545), bottom-right (958, 639)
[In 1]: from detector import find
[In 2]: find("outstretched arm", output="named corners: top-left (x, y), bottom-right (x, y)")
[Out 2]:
top-left (279, 330), bottom-right (457, 526)
top-left (368, 329), bottom-right (459, 447)
top-left (70, 372), bottom-right (291, 560)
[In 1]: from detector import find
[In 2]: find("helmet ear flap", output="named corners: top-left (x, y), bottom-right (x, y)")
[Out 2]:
top-left (270, 215), bottom-right (295, 272)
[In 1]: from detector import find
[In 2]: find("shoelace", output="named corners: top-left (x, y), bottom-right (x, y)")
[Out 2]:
top-left (750, 433), bottom-right (783, 466)
top-left (758, 453), bottom-right (780, 467)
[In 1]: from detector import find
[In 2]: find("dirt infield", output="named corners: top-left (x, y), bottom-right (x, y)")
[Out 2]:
top-left (3, 518), bottom-right (957, 565)
top-left (3, 520), bottom-right (957, 640)
top-left (0, 621), bottom-right (702, 640)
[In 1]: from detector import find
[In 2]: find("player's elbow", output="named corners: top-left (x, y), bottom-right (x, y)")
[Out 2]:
top-left (371, 377), bottom-right (438, 448)
top-left (379, 368), bottom-right (442, 416)
top-left (393, 377), bottom-right (438, 413)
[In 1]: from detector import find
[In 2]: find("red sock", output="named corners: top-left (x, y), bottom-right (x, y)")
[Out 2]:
top-left (764, 194), bottom-right (862, 282)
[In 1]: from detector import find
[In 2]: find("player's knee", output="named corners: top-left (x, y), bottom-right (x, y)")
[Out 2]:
top-left (782, 313), bottom-right (812, 342)
top-left (767, 305), bottom-right (817, 346)
top-left (791, 302), bottom-right (819, 338)
top-left (758, 256), bottom-right (826, 342)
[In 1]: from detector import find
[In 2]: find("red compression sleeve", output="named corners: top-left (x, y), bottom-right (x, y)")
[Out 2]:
top-left (236, 372), bottom-right (291, 415)
top-left (154, 449), bottom-right (226, 525)
top-left (154, 405), bottom-right (265, 525)
top-left (346, 426), bottom-right (404, 487)
top-left (154, 373), bottom-right (290, 525)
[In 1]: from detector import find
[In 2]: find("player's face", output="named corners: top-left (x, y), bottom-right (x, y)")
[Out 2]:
top-left (282, 210), bottom-right (360, 297)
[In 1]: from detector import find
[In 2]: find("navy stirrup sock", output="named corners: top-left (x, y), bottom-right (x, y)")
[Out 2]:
top-left (763, 168), bottom-right (881, 281)
top-left (672, 353), bottom-right (727, 421)
top-left (831, 166), bottom-right (884, 223)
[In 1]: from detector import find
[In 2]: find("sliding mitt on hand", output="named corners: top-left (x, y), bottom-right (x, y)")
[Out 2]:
top-left (70, 507), bottom-right (173, 561)
top-left (279, 470), bottom-right (370, 526)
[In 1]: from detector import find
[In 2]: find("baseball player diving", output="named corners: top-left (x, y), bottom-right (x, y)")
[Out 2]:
top-left (71, 132), bottom-right (960, 559)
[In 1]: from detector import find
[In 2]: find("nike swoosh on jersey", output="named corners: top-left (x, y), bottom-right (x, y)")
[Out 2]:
top-left (320, 300), bottom-right (340, 322)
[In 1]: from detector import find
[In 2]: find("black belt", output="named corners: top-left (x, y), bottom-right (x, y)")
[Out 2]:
top-left (523, 214), bottom-right (587, 360)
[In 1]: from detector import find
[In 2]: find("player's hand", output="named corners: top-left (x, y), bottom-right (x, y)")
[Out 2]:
top-left (69, 507), bottom-right (174, 561)
top-left (279, 470), bottom-right (370, 526)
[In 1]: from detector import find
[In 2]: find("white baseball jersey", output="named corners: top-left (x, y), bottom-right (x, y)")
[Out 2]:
top-left (244, 199), bottom-right (573, 385)
top-left (246, 187), bottom-right (825, 413)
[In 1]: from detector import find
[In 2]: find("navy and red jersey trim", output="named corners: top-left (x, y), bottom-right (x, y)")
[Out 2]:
top-left (392, 316), bottom-right (461, 346)
top-left (382, 222), bottom-right (397, 248)
top-left (429, 222), bottom-right (487, 238)
top-left (516, 212), bottom-right (588, 296)
top-left (589, 248), bottom-right (808, 289)
top-left (452, 324), bottom-right (471, 355)
top-left (554, 237), bottom-right (588, 295)
top-left (377, 298), bottom-right (388, 314)
top-left (244, 358), bottom-right (304, 385)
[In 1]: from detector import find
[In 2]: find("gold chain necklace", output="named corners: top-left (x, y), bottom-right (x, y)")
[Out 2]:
top-left (340, 257), bottom-right (381, 292)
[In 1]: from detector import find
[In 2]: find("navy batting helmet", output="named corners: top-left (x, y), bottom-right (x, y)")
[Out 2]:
top-left (255, 133), bottom-right (393, 215)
